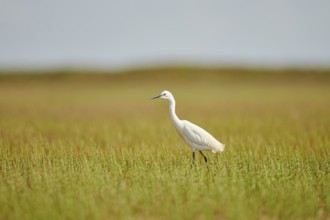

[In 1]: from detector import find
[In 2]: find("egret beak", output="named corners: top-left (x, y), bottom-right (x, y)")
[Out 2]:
top-left (151, 94), bottom-right (162, 100)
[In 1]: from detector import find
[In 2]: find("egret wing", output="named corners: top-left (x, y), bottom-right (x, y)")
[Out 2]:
top-left (181, 120), bottom-right (213, 146)
top-left (181, 120), bottom-right (224, 152)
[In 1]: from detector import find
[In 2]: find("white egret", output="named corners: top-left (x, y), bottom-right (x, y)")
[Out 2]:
top-left (152, 90), bottom-right (224, 164)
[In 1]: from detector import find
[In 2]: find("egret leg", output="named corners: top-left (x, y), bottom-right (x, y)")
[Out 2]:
top-left (190, 151), bottom-right (196, 168)
top-left (199, 151), bottom-right (208, 165)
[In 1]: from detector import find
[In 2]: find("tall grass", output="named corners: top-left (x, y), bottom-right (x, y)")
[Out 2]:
top-left (0, 70), bottom-right (329, 219)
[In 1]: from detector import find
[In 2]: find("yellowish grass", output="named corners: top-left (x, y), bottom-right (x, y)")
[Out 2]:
top-left (0, 70), bottom-right (329, 219)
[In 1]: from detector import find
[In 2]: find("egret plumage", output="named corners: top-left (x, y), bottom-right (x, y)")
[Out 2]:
top-left (152, 90), bottom-right (224, 164)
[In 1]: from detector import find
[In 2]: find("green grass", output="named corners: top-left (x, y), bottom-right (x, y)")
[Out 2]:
top-left (0, 69), bottom-right (329, 219)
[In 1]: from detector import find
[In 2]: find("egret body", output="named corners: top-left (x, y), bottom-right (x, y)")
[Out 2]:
top-left (152, 90), bottom-right (224, 164)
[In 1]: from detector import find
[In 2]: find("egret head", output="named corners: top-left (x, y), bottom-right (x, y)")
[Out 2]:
top-left (151, 90), bottom-right (173, 100)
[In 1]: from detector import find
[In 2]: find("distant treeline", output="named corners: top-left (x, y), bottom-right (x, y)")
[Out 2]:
top-left (0, 66), bottom-right (329, 84)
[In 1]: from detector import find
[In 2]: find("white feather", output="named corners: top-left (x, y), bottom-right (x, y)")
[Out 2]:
top-left (180, 120), bottom-right (225, 153)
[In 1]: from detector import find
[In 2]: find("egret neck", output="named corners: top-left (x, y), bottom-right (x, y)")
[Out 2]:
top-left (168, 96), bottom-right (181, 129)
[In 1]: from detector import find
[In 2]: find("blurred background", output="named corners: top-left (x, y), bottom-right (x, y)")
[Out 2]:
top-left (0, 0), bottom-right (329, 129)
top-left (1, 0), bottom-right (329, 130)
top-left (1, 0), bottom-right (330, 70)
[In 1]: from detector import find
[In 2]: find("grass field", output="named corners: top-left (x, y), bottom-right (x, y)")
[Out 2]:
top-left (0, 69), bottom-right (329, 219)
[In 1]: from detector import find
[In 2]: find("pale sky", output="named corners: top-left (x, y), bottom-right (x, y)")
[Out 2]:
top-left (1, 0), bottom-right (330, 69)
